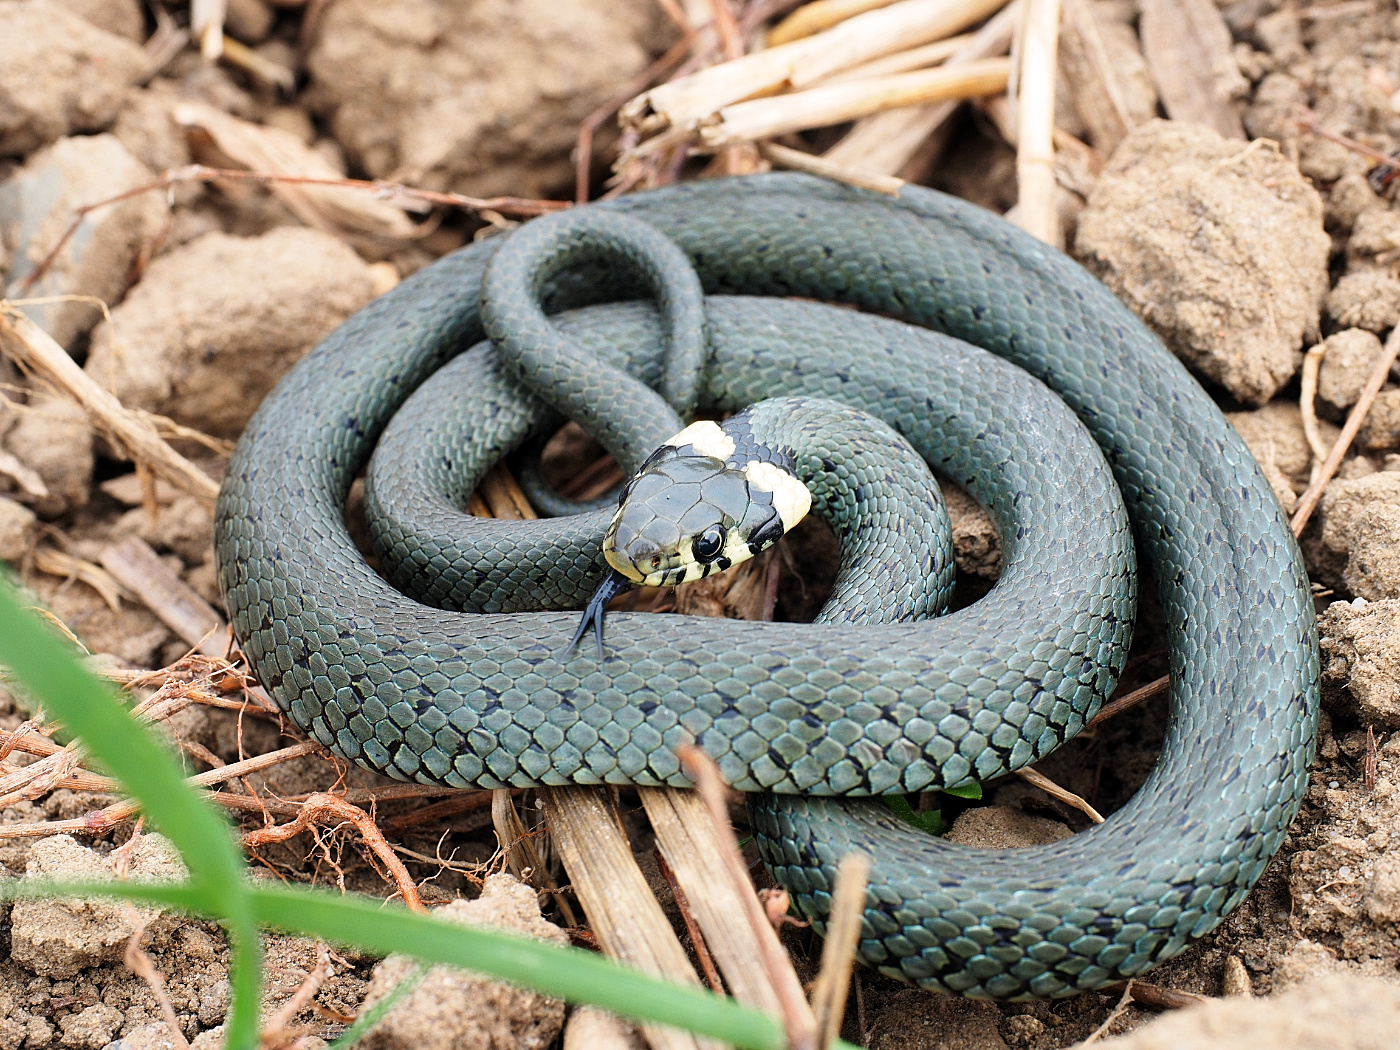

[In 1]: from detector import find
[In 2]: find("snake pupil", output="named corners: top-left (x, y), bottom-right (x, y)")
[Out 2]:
top-left (692, 525), bottom-right (725, 563)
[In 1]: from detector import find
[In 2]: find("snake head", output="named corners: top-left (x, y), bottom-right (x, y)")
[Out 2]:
top-left (568, 418), bottom-right (811, 659)
top-left (604, 419), bottom-right (811, 587)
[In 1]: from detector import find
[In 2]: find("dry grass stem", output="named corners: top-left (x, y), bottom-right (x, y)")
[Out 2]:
top-left (191, 0), bottom-right (227, 60)
top-left (1057, 0), bottom-right (1135, 154)
top-left (678, 745), bottom-right (818, 1050)
top-left (769, 0), bottom-right (902, 44)
top-left (1291, 322), bottom-right (1400, 534)
top-left (1015, 767), bottom-right (1105, 823)
top-left (1297, 108), bottom-right (1397, 164)
top-left (136, 6), bottom-right (190, 86)
top-left (758, 142), bottom-right (904, 193)
top-left (822, 0), bottom-right (1020, 177)
top-left (1011, 0), bottom-right (1062, 246)
top-left (219, 36), bottom-right (296, 92)
top-left (1137, 0), bottom-right (1246, 139)
top-left (31, 546), bottom-right (130, 612)
top-left (1087, 674), bottom-right (1170, 728)
top-left (641, 786), bottom-right (785, 1016)
top-left (100, 536), bottom-right (228, 657)
top-left (489, 789), bottom-right (573, 922)
top-left (809, 854), bottom-right (870, 1048)
top-left (622, 0), bottom-right (1009, 139)
top-left (244, 793), bottom-right (426, 912)
top-left (819, 33), bottom-right (972, 83)
top-left (700, 58), bottom-right (1010, 148)
top-left (1300, 343), bottom-right (1331, 475)
top-left (0, 305), bottom-right (221, 506)
top-left (537, 787), bottom-right (718, 1050)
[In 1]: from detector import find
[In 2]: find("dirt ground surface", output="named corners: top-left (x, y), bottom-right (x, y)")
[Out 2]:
top-left (3, 0), bottom-right (1400, 1048)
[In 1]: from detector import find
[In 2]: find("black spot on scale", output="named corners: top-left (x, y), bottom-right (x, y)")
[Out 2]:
top-left (971, 304), bottom-right (988, 320)
top-left (822, 458), bottom-right (836, 473)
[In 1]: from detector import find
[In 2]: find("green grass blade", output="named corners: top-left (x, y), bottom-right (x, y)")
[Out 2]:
top-left (0, 578), bottom-right (263, 1048)
top-left (328, 962), bottom-right (429, 1048)
top-left (9, 880), bottom-right (860, 1050)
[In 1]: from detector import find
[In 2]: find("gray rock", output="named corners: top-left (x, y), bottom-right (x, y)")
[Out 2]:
top-left (1317, 328), bottom-right (1386, 416)
top-left (1, 134), bottom-right (165, 349)
top-left (0, 495), bottom-right (37, 562)
top-left (3, 394), bottom-right (93, 518)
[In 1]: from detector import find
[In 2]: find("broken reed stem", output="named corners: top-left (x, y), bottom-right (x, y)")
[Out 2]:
top-left (15, 164), bottom-right (567, 296)
top-left (699, 58), bottom-right (1010, 148)
top-left (0, 305), bottom-right (220, 506)
top-left (245, 793), bottom-right (426, 912)
top-left (809, 854), bottom-right (871, 1048)
top-left (1015, 766), bottom-right (1104, 823)
top-left (1299, 343), bottom-right (1331, 476)
top-left (678, 745), bottom-right (819, 1050)
top-left (1291, 321), bottom-right (1400, 534)
top-left (769, 0), bottom-right (901, 44)
top-left (758, 141), bottom-right (904, 194)
top-left (100, 536), bottom-right (228, 657)
top-left (1012, 0), bottom-right (1062, 245)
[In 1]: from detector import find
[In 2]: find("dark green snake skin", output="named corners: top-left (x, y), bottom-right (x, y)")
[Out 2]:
top-left (214, 174), bottom-right (1319, 1000)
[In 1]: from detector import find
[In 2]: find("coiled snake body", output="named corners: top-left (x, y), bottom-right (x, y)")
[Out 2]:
top-left (215, 174), bottom-right (1319, 999)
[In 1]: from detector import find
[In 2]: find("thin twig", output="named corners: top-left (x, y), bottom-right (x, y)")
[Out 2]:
top-left (15, 165), bottom-right (567, 296)
top-left (125, 924), bottom-right (192, 1050)
top-left (1292, 322), bottom-right (1400, 534)
top-left (1365, 725), bottom-right (1379, 792)
top-left (678, 745), bottom-right (818, 1050)
top-left (1079, 980), bottom-right (1135, 1045)
top-left (654, 849), bottom-right (726, 994)
top-left (1087, 674), bottom-right (1171, 728)
top-left (1014, 766), bottom-right (1104, 823)
top-left (1297, 108), bottom-right (1395, 165)
top-left (260, 942), bottom-right (332, 1047)
top-left (758, 141), bottom-right (904, 194)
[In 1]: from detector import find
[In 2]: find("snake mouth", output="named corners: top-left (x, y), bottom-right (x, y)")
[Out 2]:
top-left (566, 568), bottom-right (634, 660)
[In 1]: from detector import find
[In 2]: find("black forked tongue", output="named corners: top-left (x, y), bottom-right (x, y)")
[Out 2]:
top-left (566, 569), bottom-right (634, 661)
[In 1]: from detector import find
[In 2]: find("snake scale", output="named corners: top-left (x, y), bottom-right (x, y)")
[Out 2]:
top-left (214, 174), bottom-right (1319, 1000)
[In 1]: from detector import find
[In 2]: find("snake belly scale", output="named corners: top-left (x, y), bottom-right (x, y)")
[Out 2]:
top-left (214, 174), bottom-right (1319, 999)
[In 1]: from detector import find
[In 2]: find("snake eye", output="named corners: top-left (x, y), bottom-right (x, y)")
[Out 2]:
top-left (692, 525), bottom-right (725, 563)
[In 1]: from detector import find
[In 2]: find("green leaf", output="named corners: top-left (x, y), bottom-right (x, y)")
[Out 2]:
top-left (941, 782), bottom-right (983, 800)
top-left (0, 577), bottom-right (262, 1048)
top-left (7, 880), bottom-right (862, 1050)
top-left (883, 795), bottom-right (943, 836)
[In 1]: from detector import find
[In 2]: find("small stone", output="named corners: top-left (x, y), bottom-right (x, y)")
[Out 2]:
top-left (1002, 1014), bottom-right (1046, 1047)
top-left (1222, 954), bottom-right (1252, 997)
top-left (1, 134), bottom-right (166, 349)
top-left (84, 228), bottom-right (376, 438)
top-left (1319, 473), bottom-right (1400, 600)
top-left (1326, 270), bottom-right (1400, 333)
top-left (3, 395), bottom-right (94, 518)
top-left (11, 834), bottom-right (186, 979)
top-left (942, 482), bottom-right (1001, 579)
top-left (1361, 389), bottom-right (1400, 452)
top-left (945, 806), bottom-right (1072, 848)
top-left (1318, 598), bottom-right (1400, 727)
top-left (113, 86), bottom-right (193, 176)
top-left (562, 1008), bottom-right (644, 1050)
top-left (0, 0), bottom-right (147, 156)
top-left (1075, 120), bottom-right (1330, 405)
top-left (1347, 207), bottom-right (1400, 268)
top-left (358, 873), bottom-right (568, 1050)
top-left (1227, 400), bottom-right (1336, 498)
top-left (0, 496), bottom-right (37, 563)
top-left (57, 1002), bottom-right (123, 1048)
top-left (1317, 328), bottom-right (1387, 415)
top-left (1327, 179), bottom-right (1385, 234)
top-left (103, 1022), bottom-right (185, 1050)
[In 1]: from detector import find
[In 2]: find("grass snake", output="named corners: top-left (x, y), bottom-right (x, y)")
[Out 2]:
top-left (214, 173), bottom-right (1319, 999)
